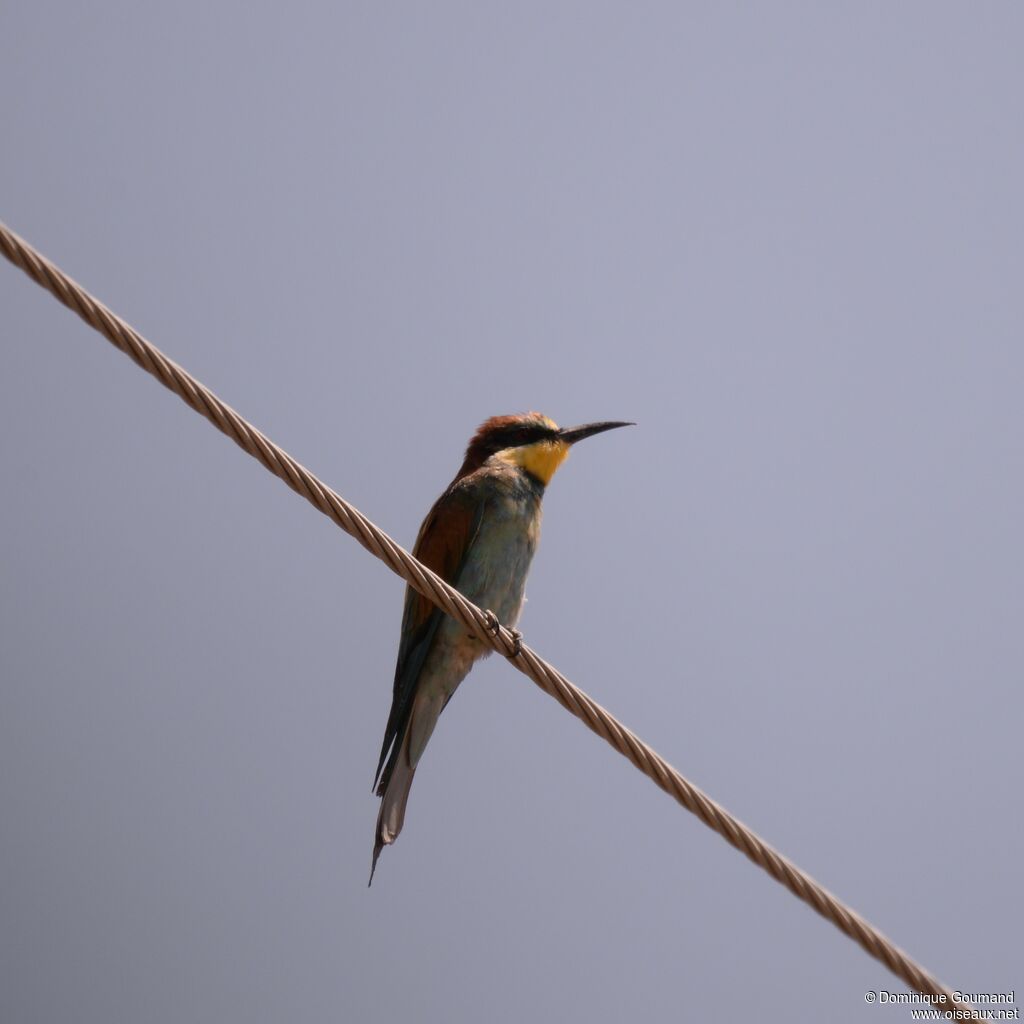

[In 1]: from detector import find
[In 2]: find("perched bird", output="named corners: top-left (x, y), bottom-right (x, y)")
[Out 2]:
top-left (370, 412), bottom-right (632, 883)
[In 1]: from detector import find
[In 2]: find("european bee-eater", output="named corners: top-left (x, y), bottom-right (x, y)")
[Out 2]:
top-left (370, 412), bottom-right (632, 882)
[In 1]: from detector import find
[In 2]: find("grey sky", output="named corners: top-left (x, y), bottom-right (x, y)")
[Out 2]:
top-left (2, 4), bottom-right (1021, 1022)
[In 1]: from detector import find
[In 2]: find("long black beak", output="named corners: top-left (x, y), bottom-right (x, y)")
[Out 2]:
top-left (558, 420), bottom-right (635, 445)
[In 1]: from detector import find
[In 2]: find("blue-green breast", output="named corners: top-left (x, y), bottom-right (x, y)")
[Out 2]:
top-left (450, 462), bottom-right (544, 631)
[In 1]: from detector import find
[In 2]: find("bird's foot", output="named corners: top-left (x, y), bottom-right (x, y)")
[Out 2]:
top-left (483, 610), bottom-right (523, 657)
top-left (507, 628), bottom-right (523, 658)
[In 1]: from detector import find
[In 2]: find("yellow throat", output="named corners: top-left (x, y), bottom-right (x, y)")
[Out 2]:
top-left (498, 438), bottom-right (570, 486)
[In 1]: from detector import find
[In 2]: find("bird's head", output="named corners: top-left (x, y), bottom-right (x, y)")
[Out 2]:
top-left (458, 413), bottom-right (633, 485)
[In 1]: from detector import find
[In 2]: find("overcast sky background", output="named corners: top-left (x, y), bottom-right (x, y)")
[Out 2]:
top-left (1, 4), bottom-right (1021, 1022)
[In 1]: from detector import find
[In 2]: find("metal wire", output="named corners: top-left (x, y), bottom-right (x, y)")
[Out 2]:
top-left (1, 218), bottom-right (971, 1016)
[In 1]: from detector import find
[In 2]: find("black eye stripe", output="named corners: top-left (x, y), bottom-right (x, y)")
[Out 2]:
top-left (500, 424), bottom-right (555, 448)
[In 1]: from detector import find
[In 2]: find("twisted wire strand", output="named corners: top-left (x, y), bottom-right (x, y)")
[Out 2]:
top-left (1, 219), bottom-right (970, 1016)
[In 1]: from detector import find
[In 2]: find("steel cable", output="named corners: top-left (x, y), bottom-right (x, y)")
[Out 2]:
top-left (1, 219), bottom-right (971, 1017)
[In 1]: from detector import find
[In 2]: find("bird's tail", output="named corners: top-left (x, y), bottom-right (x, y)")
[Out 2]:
top-left (369, 729), bottom-right (416, 886)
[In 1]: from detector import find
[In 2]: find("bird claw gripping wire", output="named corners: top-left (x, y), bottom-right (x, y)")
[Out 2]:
top-left (483, 610), bottom-right (523, 658)
top-left (507, 629), bottom-right (523, 658)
